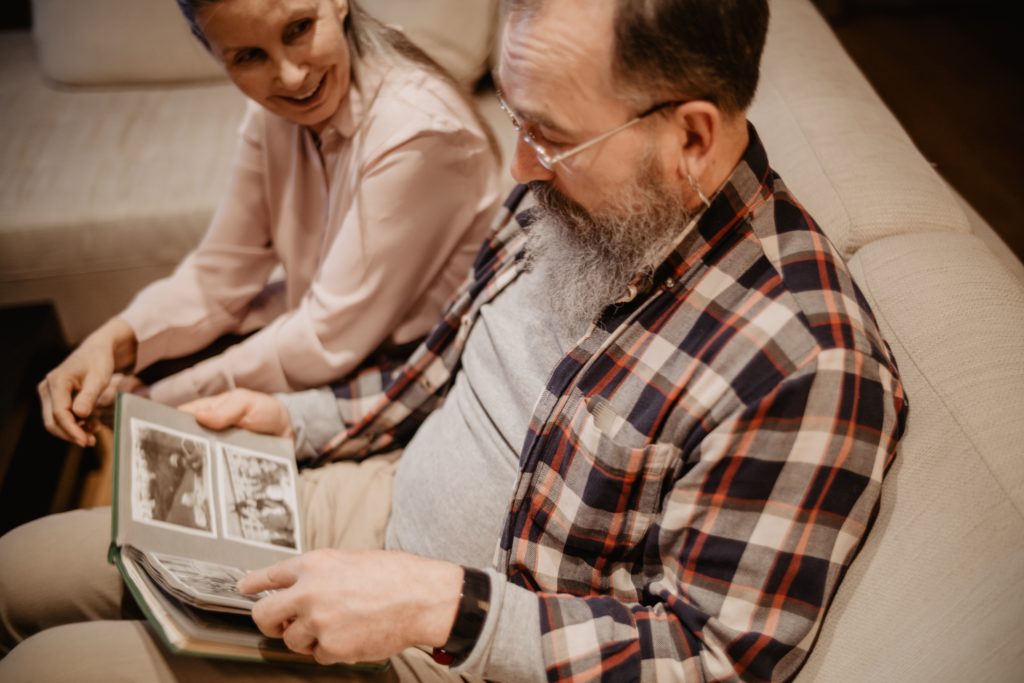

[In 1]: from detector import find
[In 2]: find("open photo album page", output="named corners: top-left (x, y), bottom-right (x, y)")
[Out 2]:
top-left (114, 393), bottom-right (303, 578)
top-left (127, 417), bottom-right (302, 555)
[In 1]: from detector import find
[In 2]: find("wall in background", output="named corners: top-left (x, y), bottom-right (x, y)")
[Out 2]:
top-left (0, 1), bottom-right (30, 30)
top-left (815, 0), bottom-right (1005, 18)
top-left (823, 2), bottom-right (1024, 262)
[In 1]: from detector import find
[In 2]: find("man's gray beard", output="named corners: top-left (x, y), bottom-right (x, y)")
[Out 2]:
top-left (525, 158), bottom-right (692, 336)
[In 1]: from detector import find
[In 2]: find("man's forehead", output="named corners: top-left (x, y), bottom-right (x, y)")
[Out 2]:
top-left (497, 0), bottom-right (616, 120)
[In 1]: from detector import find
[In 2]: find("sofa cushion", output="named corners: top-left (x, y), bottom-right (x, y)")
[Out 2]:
top-left (31, 0), bottom-right (226, 85)
top-left (797, 232), bottom-right (1024, 682)
top-left (365, 0), bottom-right (500, 88)
top-left (750, 0), bottom-right (972, 258)
top-left (31, 0), bottom-right (500, 88)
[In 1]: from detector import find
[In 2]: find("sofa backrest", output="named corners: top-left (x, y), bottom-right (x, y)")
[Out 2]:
top-left (749, 0), bottom-right (974, 259)
top-left (800, 231), bottom-right (1024, 682)
top-left (30, 0), bottom-right (499, 89)
top-left (749, 2), bottom-right (1024, 680)
top-left (31, 0), bottom-right (225, 85)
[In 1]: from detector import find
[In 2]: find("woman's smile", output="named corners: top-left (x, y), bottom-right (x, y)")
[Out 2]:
top-left (199, 0), bottom-right (352, 131)
top-left (276, 72), bottom-right (328, 108)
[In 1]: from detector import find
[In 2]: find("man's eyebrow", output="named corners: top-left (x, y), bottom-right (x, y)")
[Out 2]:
top-left (492, 74), bottom-right (572, 137)
top-left (523, 110), bottom-right (572, 137)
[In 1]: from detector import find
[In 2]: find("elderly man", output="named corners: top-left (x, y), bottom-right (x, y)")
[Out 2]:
top-left (0, 0), bottom-right (906, 681)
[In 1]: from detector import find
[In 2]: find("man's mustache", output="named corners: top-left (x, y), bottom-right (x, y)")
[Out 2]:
top-left (528, 181), bottom-right (593, 227)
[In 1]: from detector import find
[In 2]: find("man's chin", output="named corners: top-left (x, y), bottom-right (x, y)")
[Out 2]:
top-left (525, 208), bottom-right (641, 337)
top-left (525, 172), bottom-right (693, 334)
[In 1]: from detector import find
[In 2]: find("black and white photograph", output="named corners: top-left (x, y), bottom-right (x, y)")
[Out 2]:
top-left (130, 419), bottom-right (216, 537)
top-left (148, 552), bottom-right (257, 607)
top-left (218, 445), bottom-right (300, 551)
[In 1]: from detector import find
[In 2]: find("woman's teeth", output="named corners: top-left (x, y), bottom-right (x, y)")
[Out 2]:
top-left (290, 78), bottom-right (322, 102)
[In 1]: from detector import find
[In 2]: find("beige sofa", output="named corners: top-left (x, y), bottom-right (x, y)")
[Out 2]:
top-left (752, 3), bottom-right (1024, 681)
top-left (1, 0), bottom-right (1021, 680)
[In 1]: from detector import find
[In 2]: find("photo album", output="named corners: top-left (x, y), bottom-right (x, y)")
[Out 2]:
top-left (108, 393), bottom-right (380, 669)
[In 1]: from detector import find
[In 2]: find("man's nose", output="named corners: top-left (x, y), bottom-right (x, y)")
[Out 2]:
top-left (510, 136), bottom-right (555, 184)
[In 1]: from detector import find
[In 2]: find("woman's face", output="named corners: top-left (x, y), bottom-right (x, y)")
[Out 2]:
top-left (199, 0), bottom-right (352, 131)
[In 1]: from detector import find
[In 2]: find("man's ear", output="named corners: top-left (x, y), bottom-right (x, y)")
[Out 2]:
top-left (670, 101), bottom-right (721, 183)
top-left (334, 0), bottom-right (350, 21)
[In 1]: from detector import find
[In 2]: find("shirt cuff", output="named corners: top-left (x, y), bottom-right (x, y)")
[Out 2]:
top-left (450, 569), bottom-right (547, 682)
top-left (145, 349), bottom-right (243, 407)
top-left (275, 388), bottom-right (347, 461)
top-left (117, 309), bottom-right (167, 374)
top-left (147, 369), bottom-right (204, 407)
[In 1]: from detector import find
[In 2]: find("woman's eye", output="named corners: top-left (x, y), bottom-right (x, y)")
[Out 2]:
top-left (285, 18), bottom-right (314, 42)
top-left (233, 49), bottom-right (266, 66)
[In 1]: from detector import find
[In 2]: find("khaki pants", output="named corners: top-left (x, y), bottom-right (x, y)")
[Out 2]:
top-left (0, 455), bottom-right (475, 683)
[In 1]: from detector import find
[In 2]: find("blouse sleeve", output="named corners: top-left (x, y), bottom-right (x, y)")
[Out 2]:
top-left (146, 125), bottom-right (497, 406)
top-left (120, 105), bottom-right (282, 376)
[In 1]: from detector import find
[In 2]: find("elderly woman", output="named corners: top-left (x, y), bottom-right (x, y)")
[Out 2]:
top-left (38, 0), bottom-right (501, 447)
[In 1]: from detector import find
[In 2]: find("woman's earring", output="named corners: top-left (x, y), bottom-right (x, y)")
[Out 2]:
top-left (688, 174), bottom-right (711, 209)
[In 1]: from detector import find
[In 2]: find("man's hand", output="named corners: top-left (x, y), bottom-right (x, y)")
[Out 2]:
top-left (38, 318), bottom-right (137, 447)
top-left (179, 389), bottom-right (294, 439)
top-left (237, 550), bottom-right (463, 665)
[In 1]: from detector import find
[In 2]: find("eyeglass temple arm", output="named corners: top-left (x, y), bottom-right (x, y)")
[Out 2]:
top-left (546, 117), bottom-right (646, 165)
top-left (546, 100), bottom-right (686, 165)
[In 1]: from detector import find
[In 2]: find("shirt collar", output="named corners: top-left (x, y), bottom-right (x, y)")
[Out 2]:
top-left (637, 121), bottom-right (772, 298)
top-left (318, 57), bottom-right (391, 142)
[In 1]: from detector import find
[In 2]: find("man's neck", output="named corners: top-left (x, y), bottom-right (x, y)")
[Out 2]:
top-left (697, 116), bottom-right (750, 210)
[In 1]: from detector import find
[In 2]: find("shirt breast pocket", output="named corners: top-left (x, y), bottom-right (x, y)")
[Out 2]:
top-left (558, 395), bottom-right (681, 556)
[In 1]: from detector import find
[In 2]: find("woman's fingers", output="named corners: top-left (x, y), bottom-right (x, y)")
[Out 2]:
top-left (40, 372), bottom-right (92, 446)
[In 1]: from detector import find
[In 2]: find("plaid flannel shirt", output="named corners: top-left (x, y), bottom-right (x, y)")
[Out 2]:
top-left (312, 125), bottom-right (908, 682)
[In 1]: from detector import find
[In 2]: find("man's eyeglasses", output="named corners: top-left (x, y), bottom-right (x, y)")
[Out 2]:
top-left (495, 89), bottom-right (685, 171)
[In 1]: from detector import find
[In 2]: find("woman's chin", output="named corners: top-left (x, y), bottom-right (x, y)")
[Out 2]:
top-left (276, 93), bottom-right (341, 131)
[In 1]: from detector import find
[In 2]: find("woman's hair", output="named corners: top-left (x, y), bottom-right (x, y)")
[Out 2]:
top-left (177, 0), bottom-right (443, 80)
top-left (175, 0), bottom-right (217, 48)
top-left (175, 0), bottom-right (497, 152)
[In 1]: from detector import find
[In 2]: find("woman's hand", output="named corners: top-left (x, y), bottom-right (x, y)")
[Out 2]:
top-left (38, 318), bottom-right (137, 447)
top-left (179, 388), bottom-right (294, 439)
top-left (97, 374), bottom-right (147, 408)
top-left (237, 549), bottom-right (463, 665)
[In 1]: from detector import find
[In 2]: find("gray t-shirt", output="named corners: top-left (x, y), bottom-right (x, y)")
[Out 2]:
top-left (386, 262), bottom-right (574, 566)
top-left (280, 261), bottom-right (576, 681)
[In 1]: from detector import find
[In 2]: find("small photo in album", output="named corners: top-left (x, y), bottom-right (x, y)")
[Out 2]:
top-left (130, 418), bottom-right (216, 538)
top-left (218, 444), bottom-right (300, 552)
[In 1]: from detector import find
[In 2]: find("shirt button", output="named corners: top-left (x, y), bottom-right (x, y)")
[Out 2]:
top-left (419, 377), bottom-right (432, 390)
